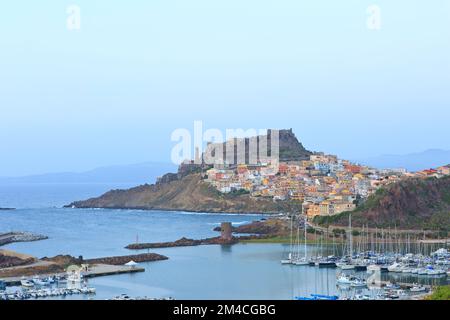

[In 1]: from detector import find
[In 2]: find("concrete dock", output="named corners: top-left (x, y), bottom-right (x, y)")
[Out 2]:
top-left (2, 264), bottom-right (145, 286)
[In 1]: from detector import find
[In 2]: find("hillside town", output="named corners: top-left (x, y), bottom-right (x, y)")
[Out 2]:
top-left (202, 154), bottom-right (450, 219)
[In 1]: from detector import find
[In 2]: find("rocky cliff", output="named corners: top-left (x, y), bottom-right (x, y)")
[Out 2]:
top-left (67, 173), bottom-right (302, 214)
top-left (67, 129), bottom-right (309, 214)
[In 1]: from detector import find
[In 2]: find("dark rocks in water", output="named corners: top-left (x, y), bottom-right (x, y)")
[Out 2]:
top-left (84, 253), bottom-right (168, 265)
top-left (125, 234), bottom-right (272, 250)
top-left (126, 236), bottom-right (239, 250)
top-left (42, 253), bottom-right (168, 266)
top-left (0, 232), bottom-right (48, 247)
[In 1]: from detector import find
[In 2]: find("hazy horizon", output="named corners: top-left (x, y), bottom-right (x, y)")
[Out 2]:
top-left (1, 147), bottom-right (448, 178)
top-left (1, 1), bottom-right (449, 176)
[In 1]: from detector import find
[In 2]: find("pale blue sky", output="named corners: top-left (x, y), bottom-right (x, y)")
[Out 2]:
top-left (1, 1), bottom-right (449, 176)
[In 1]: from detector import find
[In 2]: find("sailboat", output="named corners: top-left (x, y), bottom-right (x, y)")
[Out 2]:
top-left (281, 215), bottom-right (294, 264)
top-left (293, 216), bottom-right (309, 265)
top-left (281, 252), bottom-right (293, 265)
top-left (337, 213), bottom-right (355, 270)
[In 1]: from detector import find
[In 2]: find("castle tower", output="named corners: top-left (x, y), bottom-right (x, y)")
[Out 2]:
top-left (220, 222), bottom-right (233, 241)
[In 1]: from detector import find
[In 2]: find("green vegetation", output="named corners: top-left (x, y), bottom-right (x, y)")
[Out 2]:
top-left (314, 176), bottom-right (450, 230)
top-left (240, 236), bottom-right (343, 245)
top-left (228, 189), bottom-right (250, 196)
top-left (441, 189), bottom-right (450, 205)
top-left (426, 286), bottom-right (450, 300)
top-left (240, 236), bottom-right (292, 244)
top-left (351, 230), bottom-right (360, 237)
top-left (313, 211), bottom-right (351, 227)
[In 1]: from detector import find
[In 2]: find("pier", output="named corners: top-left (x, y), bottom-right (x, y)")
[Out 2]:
top-left (2, 263), bottom-right (145, 286)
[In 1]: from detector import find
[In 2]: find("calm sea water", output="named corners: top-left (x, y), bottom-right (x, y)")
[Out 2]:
top-left (0, 183), bottom-right (448, 299)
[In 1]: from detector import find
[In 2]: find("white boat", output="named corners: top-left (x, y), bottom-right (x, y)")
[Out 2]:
top-left (337, 274), bottom-right (352, 285)
top-left (281, 252), bottom-right (293, 264)
top-left (32, 276), bottom-right (50, 286)
top-left (385, 282), bottom-right (400, 290)
top-left (388, 263), bottom-right (403, 273)
top-left (402, 268), bottom-right (413, 274)
top-left (410, 285), bottom-right (427, 293)
top-left (350, 278), bottom-right (367, 288)
top-left (427, 268), bottom-right (446, 276)
top-left (293, 258), bottom-right (309, 266)
top-left (337, 262), bottom-right (355, 270)
top-left (20, 279), bottom-right (34, 287)
top-left (281, 217), bottom-right (295, 265)
top-left (367, 265), bottom-right (381, 273)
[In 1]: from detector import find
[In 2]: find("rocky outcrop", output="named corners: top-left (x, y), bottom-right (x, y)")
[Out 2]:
top-left (0, 254), bottom-right (36, 268)
top-left (203, 129), bottom-right (312, 164)
top-left (66, 129), bottom-right (310, 213)
top-left (0, 263), bottom-right (64, 278)
top-left (315, 176), bottom-right (450, 230)
top-left (67, 173), bottom-right (302, 214)
top-left (213, 219), bottom-right (290, 236)
top-left (42, 253), bottom-right (168, 265)
top-left (41, 255), bottom-right (82, 266)
top-left (84, 253), bottom-right (168, 265)
top-left (126, 237), bottom-right (239, 249)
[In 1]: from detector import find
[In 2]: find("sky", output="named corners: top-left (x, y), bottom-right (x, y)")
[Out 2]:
top-left (1, 1), bottom-right (449, 176)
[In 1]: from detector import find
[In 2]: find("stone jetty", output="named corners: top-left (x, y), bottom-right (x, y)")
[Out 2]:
top-left (0, 232), bottom-right (48, 246)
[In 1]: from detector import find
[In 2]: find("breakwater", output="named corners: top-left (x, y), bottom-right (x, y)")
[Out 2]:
top-left (0, 232), bottom-right (48, 246)
top-left (125, 235), bottom-right (269, 250)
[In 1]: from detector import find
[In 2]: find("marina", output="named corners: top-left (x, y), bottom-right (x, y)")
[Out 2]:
top-left (0, 184), bottom-right (448, 300)
top-left (1, 263), bottom-right (145, 287)
top-left (279, 214), bottom-right (449, 299)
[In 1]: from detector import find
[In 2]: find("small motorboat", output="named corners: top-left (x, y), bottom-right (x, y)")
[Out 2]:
top-left (336, 274), bottom-right (352, 285)
top-left (293, 258), bottom-right (309, 266)
top-left (20, 279), bottom-right (34, 288)
top-left (387, 263), bottom-right (403, 273)
top-left (410, 285), bottom-right (427, 293)
top-left (350, 278), bottom-right (367, 288)
top-left (32, 276), bottom-right (50, 286)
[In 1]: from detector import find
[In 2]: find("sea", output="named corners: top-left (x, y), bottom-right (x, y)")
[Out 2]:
top-left (0, 183), bottom-right (448, 300)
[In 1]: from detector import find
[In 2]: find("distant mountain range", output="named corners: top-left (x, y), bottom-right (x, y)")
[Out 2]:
top-left (0, 162), bottom-right (177, 184)
top-left (355, 149), bottom-right (450, 172)
top-left (2, 147), bottom-right (448, 185)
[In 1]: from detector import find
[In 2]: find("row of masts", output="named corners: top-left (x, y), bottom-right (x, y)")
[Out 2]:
top-left (287, 213), bottom-right (446, 258)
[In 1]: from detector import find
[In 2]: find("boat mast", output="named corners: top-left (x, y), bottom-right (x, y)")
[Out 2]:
top-left (304, 215), bottom-right (308, 259)
top-left (349, 213), bottom-right (353, 257)
top-left (289, 215), bottom-right (294, 259)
